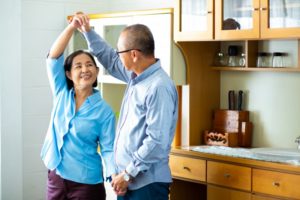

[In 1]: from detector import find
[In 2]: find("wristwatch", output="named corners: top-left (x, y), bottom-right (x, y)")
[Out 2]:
top-left (123, 171), bottom-right (132, 182)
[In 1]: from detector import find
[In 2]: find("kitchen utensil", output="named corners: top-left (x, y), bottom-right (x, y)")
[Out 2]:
top-left (237, 90), bottom-right (243, 110)
top-left (228, 90), bottom-right (235, 110)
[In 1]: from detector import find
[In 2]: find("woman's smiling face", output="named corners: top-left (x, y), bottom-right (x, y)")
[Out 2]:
top-left (66, 53), bottom-right (99, 90)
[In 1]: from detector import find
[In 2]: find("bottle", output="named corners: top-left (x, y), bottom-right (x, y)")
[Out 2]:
top-left (272, 52), bottom-right (284, 68)
top-left (238, 53), bottom-right (246, 67)
top-left (214, 52), bottom-right (228, 66)
top-left (257, 52), bottom-right (270, 67)
top-left (228, 45), bottom-right (239, 67)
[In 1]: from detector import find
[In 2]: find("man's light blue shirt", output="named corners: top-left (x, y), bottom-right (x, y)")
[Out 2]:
top-left (84, 30), bottom-right (178, 190)
top-left (41, 54), bottom-right (117, 184)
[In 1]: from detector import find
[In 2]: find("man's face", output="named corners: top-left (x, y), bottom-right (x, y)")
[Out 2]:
top-left (117, 33), bottom-right (133, 71)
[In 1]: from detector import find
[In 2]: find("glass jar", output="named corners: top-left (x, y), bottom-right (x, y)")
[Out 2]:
top-left (257, 52), bottom-right (271, 67)
top-left (238, 53), bottom-right (246, 67)
top-left (214, 52), bottom-right (228, 66)
top-left (228, 45), bottom-right (239, 67)
top-left (272, 52), bottom-right (284, 68)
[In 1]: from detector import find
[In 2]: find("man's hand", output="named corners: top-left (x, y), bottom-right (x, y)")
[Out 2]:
top-left (111, 171), bottom-right (130, 196)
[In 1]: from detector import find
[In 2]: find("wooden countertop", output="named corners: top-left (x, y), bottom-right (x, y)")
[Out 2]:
top-left (171, 146), bottom-right (300, 174)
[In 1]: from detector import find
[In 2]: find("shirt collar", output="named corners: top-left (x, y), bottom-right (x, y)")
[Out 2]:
top-left (130, 59), bottom-right (161, 85)
top-left (71, 88), bottom-right (101, 106)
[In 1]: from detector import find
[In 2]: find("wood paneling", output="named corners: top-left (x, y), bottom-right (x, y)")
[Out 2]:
top-left (178, 42), bottom-right (220, 145)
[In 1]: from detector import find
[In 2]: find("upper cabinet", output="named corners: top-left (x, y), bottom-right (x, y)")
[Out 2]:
top-left (215, 0), bottom-right (260, 40)
top-left (174, 0), bottom-right (214, 41)
top-left (216, 0), bottom-right (300, 40)
top-left (175, 0), bottom-right (300, 41)
top-left (260, 0), bottom-right (300, 39)
top-left (86, 9), bottom-right (186, 85)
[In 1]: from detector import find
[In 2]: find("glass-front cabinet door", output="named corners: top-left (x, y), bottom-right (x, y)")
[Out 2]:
top-left (90, 16), bottom-right (132, 84)
top-left (261, 0), bottom-right (300, 38)
top-left (174, 0), bottom-right (213, 41)
top-left (215, 0), bottom-right (260, 40)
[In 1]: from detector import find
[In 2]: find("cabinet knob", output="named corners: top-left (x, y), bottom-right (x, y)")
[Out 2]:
top-left (260, 7), bottom-right (268, 11)
top-left (223, 173), bottom-right (231, 178)
top-left (183, 166), bottom-right (191, 172)
top-left (253, 7), bottom-right (260, 11)
top-left (207, 11), bottom-right (213, 14)
top-left (272, 182), bottom-right (280, 187)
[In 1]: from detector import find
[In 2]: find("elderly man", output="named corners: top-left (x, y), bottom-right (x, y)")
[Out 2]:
top-left (76, 12), bottom-right (178, 200)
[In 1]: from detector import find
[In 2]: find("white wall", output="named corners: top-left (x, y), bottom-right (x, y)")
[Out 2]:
top-left (221, 71), bottom-right (300, 148)
top-left (0, 0), bottom-right (174, 200)
top-left (107, 0), bottom-right (174, 12)
top-left (0, 0), bottom-right (23, 199)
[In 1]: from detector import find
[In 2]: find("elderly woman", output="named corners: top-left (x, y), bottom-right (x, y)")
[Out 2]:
top-left (40, 14), bottom-right (116, 200)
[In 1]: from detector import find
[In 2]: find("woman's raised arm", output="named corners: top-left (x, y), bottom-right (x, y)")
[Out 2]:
top-left (48, 13), bottom-right (89, 58)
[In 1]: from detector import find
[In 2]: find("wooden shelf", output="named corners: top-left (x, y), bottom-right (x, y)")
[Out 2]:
top-left (211, 66), bottom-right (300, 72)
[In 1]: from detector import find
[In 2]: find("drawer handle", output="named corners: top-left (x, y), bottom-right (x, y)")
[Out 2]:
top-left (223, 173), bottom-right (231, 178)
top-left (183, 166), bottom-right (191, 172)
top-left (272, 182), bottom-right (280, 187)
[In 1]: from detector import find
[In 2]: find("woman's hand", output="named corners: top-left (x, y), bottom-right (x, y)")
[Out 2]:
top-left (49, 12), bottom-right (88, 58)
top-left (70, 12), bottom-right (91, 33)
top-left (111, 171), bottom-right (130, 196)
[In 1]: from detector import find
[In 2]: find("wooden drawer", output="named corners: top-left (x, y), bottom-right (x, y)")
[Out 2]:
top-left (207, 161), bottom-right (251, 191)
top-left (252, 194), bottom-right (281, 200)
top-left (169, 155), bottom-right (206, 182)
top-left (253, 169), bottom-right (300, 199)
top-left (207, 185), bottom-right (251, 200)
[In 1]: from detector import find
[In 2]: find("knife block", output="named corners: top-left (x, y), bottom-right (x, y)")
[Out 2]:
top-left (204, 109), bottom-right (253, 147)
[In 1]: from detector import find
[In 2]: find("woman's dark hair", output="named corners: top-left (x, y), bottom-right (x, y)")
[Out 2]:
top-left (64, 50), bottom-right (98, 90)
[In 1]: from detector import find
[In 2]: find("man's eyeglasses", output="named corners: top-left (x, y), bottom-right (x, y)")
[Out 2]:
top-left (116, 49), bottom-right (142, 54)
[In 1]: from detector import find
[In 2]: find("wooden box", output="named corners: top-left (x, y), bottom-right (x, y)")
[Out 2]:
top-left (204, 110), bottom-right (253, 147)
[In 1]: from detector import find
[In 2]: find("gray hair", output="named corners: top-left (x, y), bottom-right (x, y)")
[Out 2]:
top-left (122, 24), bottom-right (155, 56)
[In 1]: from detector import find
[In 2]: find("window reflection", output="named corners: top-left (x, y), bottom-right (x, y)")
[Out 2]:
top-left (181, 0), bottom-right (207, 31)
top-left (269, 0), bottom-right (300, 28)
top-left (223, 0), bottom-right (253, 30)
top-left (102, 25), bottom-right (126, 75)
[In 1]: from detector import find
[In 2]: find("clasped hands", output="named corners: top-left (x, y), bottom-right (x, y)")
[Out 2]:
top-left (68, 11), bottom-right (91, 33)
top-left (111, 171), bottom-right (130, 196)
